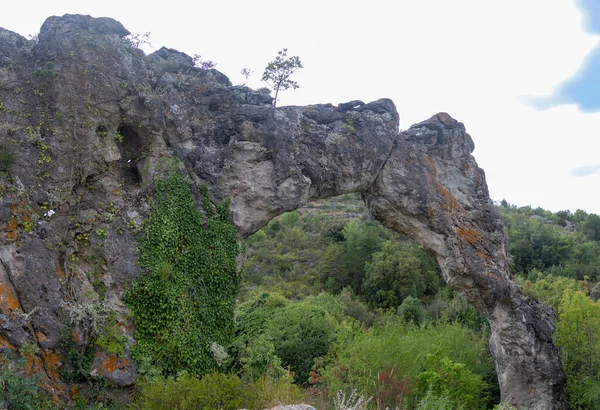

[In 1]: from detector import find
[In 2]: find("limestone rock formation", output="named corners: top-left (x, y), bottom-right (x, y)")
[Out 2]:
top-left (0, 14), bottom-right (565, 408)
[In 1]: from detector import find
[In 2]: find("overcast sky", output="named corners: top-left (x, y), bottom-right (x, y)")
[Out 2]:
top-left (2, 1), bottom-right (599, 215)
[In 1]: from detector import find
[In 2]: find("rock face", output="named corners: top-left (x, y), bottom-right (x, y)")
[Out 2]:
top-left (0, 14), bottom-right (565, 408)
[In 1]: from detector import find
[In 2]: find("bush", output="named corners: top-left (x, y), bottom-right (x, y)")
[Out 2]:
top-left (556, 290), bottom-right (600, 409)
top-left (322, 321), bottom-right (495, 408)
top-left (417, 353), bottom-right (488, 409)
top-left (397, 296), bottom-right (424, 325)
top-left (0, 353), bottom-right (48, 409)
top-left (132, 372), bottom-right (249, 410)
top-left (133, 371), bottom-right (303, 410)
top-left (265, 302), bottom-right (338, 384)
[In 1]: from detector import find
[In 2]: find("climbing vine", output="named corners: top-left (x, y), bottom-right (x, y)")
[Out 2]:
top-left (124, 172), bottom-right (239, 376)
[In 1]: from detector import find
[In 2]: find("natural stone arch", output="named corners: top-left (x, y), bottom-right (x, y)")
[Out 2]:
top-left (0, 15), bottom-right (566, 408)
top-left (181, 99), bottom-right (567, 409)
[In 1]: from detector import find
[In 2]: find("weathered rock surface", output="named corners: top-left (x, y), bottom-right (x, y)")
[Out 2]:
top-left (0, 14), bottom-right (565, 408)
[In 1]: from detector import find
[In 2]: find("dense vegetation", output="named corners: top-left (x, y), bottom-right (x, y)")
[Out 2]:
top-left (3, 194), bottom-right (599, 409)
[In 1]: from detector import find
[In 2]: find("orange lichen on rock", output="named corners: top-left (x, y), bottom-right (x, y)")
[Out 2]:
top-left (420, 154), bottom-right (437, 176)
top-left (477, 249), bottom-right (490, 260)
top-left (456, 227), bottom-right (482, 246)
top-left (6, 219), bottom-right (18, 241)
top-left (56, 263), bottom-right (65, 278)
top-left (101, 354), bottom-right (130, 374)
top-left (0, 334), bottom-right (16, 350)
top-left (23, 352), bottom-right (44, 377)
top-left (0, 282), bottom-right (20, 314)
top-left (436, 183), bottom-right (459, 213)
top-left (42, 351), bottom-right (62, 380)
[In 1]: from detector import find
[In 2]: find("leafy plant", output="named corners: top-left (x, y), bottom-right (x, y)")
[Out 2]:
top-left (265, 302), bottom-right (338, 384)
top-left (124, 172), bottom-right (240, 377)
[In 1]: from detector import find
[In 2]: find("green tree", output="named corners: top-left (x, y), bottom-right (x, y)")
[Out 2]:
top-left (261, 48), bottom-right (302, 106)
top-left (556, 290), bottom-right (600, 409)
top-left (264, 302), bottom-right (338, 384)
top-left (581, 213), bottom-right (600, 241)
top-left (363, 241), bottom-right (438, 309)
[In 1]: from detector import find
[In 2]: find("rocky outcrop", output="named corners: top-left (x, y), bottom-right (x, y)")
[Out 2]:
top-left (0, 14), bottom-right (565, 408)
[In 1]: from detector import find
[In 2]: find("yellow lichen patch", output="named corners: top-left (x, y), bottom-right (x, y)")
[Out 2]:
top-left (23, 352), bottom-right (44, 377)
top-left (71, 327), bottom-right (81, 345)
top-left (36, 332), bottom-right (48, 343)
top-left (436, 183), bottom-right (459, 213)
top-left (100, 354), bottom-right (130, 374)
top-left (477, 249), bottom-right (490, 261)
top-left (456, 227), bottom-right (482, 246)
top-left (56, 263), bottom-right (65, 278)
top-left (6, 219), bottom-right (18, 241)
top-left (0, 334), bottom-right (16, 350)
top-left (0, 282), bottom-right (20, 314)
top-left (42, 351), bottom-right (62, 380)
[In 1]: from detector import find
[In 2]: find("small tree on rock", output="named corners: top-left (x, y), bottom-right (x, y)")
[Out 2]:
top-left (262, 48), bottom-right (302, 106)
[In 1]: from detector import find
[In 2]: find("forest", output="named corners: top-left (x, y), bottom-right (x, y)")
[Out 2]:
top-left (3, 192), bottom-right (600, 409)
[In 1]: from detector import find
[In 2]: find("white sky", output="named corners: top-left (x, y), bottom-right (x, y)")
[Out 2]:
top-left (2, 0), bottom-right (600, 214)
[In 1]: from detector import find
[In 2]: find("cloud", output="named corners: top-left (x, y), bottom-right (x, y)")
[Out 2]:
top-left (571, 164), bottom-right (600, 176)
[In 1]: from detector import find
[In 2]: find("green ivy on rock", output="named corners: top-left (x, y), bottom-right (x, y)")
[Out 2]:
top-left (124, 172), bottom-right (239, 376)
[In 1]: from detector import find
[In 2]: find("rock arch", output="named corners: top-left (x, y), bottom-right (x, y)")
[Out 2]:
top-left (185, 99), bottom-right (566, 409)
top-left (0, 15), bottom-right (566, 409)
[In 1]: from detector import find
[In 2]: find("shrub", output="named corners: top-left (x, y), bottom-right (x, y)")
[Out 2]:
top-left (0, 352), bottom-right (48, 409)
top-left (132, 371), bottom-right (303, 410)
top-left (417, 352), bottom-right (488, 409)
top-left (556, 290), bottom-right (600, 409)
top-left (397, 296), bottom-right (424, 325)
top-left (322, 321), bottom-right (494, 407)
top-left (132, 372), bottom-right (249, 410)
top-left (265, 302), bottom-right (338, 384)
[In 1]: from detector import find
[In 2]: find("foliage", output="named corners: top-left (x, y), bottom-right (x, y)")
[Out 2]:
top-left (192, 54), bottom-right (216, 70)
top-left (498, 204), bottom-right (600, 280)
top-left (581, 213), bottom-right (600, 241)
top-left (415, 389), bottom-right (457, 410)
top-left (416, 352), bottom-right (488, 409)
top-left (124, 172), bottom-right (240, 377)
top-left (229, 292), bottom-right (288, 375)
top-left (363, 241), bottom-right (440, 309)
top-left (261, 48), bottom-right (302, 106)
top-left (556, 290), bottom-right (600, 409)
top-left (320, 220), bottom-right (393, 295)
top-left (521, 273), bottom-right (588, 312)
top-left (265, 302), bottom-right (338, 384)
top-left (397, 296), bottom-right (425, 325)
top-left (322, 319), bottom-right (494, 408)
top-left (132, 371), bottom-right (303, 410)
top-left (0, 352), bottom-right (47, 410)
top-left (239, 335), bottom-right (285, 380)
top-left (123, 32), bottom-right (152, 49)
top-left (439, 290), bottom-right (489, 333)
top-left (132, 372), bottom-right (247, 410)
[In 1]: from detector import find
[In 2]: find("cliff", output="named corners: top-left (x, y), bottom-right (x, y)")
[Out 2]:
top-left (0, 14), bottom-right (565, 408)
